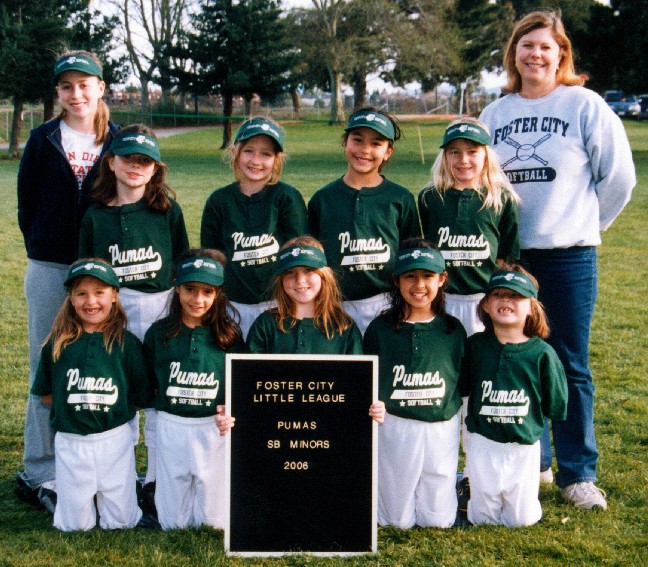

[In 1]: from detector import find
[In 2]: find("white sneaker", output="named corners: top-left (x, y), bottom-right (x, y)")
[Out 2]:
top-left (561, 482), bottom-right (608, 511)
top-left (539, 468), bottom-right (553, 484)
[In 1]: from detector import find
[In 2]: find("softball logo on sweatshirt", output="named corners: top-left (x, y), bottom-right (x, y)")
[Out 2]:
top-left (230, 232), bottom-right (279, 267)
top-left (165, 361), bottom-right (220, 407)
top-left (490, 115), bottom-right (570, 185)
top-left (65, 368), bottom-right (119, 409)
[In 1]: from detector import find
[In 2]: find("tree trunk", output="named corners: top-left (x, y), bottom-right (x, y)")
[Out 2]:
top-left (328, 67), bottom-right (345, 124)
top-left (244, 95), bottom-right (252, 117)
top-left (290, 86), bottom-right (302, 118)
top-left (9, 97), bottom-right (24, 159)
top-left (352, 70), bottom-right (367, 111)
top-left (140, 79), bottom-right (150, 114)
top-left (43, 95), bottom-right (55, 122)
top-left (221, 93), bottom-right (234, 149)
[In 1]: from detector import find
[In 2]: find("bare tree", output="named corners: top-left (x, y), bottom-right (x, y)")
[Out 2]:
top-left (108, 0), bottom-right (190, 111)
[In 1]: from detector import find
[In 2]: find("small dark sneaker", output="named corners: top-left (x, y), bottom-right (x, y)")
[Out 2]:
top-left (138, 481), bottom-right (157, 518)
top-left (457, 476), bottom-right (470, 513)
top-left (15, 472), bottom-right (43, 509)
top-left (137, 514), bottom-right (161, 529)
top-left (38, 481), bottom-right (57, 515)
top-left (561, 482), bottom-right (608, 511)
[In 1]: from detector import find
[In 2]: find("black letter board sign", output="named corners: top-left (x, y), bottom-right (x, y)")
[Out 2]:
top-left (225, 354), bottom-right (377, 557)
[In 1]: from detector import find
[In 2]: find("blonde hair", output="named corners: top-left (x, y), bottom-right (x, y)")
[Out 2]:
top-left (424, 117), bottom-right (518, 214)
top-left (228, 116), bottom-right (285, 185)
top-left (503, 10), bottom-right (584, 94)
top-left (45, 260), bottom-right (126, 361)
top-left (477, 262), bottom-right (550, 339)
top-left (56, 50), bottom-right (110, 145)
top-left (269, 236), bottom-right (353, 339)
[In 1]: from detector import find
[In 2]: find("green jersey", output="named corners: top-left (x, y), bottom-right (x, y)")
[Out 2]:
top-left (144, 317), bottom-right (244, 418)
top-left (308, 177), bottom-right (421, 300)
top-left (31, 332), bottom-right (152, 435)
top-left (200, 181), bottom-right (308, 304)
top-left (247, 311), bottom-right (363, 354)
top-left (459, 331), bottom-right (568, 445)
top-left (364, 314), bottom-right (465, 423)
top-left (78, 198), bottom-right (189, 292)
top-left (418, 187), bottom-right (519, 295)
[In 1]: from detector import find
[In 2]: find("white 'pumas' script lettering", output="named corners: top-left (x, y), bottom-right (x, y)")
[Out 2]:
top-left (169, 361), bottom-right (218, 386)
top-left (66, 368), bottom-right (117, 393)
top-left (339, 232), bottom-right (388, 254)
top-left (232, 232), bottom-right (276, 250)
top-left (437, 227), bottom-right (488, 249)
top-left (480, 380), bottom-right (530, 404)
top-left (109, 244), bottom-right (161, 265)
top-left (392, 365), bottom-right (443, 387)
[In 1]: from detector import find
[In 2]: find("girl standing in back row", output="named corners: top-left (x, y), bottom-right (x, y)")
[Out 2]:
top-left (201, 117), bottom-right (308, 337)
top-left (16, 51), bottom-right (120, 509)
top-left (308, 107), bottom-right (420, 334)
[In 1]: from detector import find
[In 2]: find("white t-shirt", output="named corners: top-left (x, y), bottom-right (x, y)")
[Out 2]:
top-left (60, 120), bottom-right (103, 189)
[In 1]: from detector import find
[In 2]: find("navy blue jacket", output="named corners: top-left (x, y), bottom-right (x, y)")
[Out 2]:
top-left (17, 118), bottom-right (120, 264)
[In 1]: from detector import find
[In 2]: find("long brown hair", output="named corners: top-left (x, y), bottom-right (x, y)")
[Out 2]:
top-left (477, 262), bottom-right (550, 338)
top-left (92, 124), bottom-right (175, 212)
top-left (56, 50), bottom-right (110, 145)
top-left (502, 11), bottom-right (584, 94)
top-left (164, 249), bottom-right (241, 350)
top-left (270, 236), bottom-right (353, 339)
top-left (46, 260), bottom-right (126, 361)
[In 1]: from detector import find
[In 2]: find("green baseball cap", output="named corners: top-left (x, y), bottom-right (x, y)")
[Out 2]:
top-left (393, 248), bottom-right (446, 276)
top-left (110, 132), bottom-right (161, 162)
top-left (276, 245), bottom-right (327, 276)
top-left (54, 54), bottom-right (103, 81)
top-left (440, 122), bottom-right (491, 148)
top-left (487, 270), bottom-right (538, 298)
top-left (345, 110), bottom-right (396, 142)
top-left (65, 259), bottom-right (120, 289)
top-left (234, 118), bottom-right (284, 151)
top-left (174, 257), bottom-right (224, 287)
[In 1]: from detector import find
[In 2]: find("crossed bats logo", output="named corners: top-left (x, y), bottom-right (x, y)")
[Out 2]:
top-left (501, 134), bottom-right (551, 168)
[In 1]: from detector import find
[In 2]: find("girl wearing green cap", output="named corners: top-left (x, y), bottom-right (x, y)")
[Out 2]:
top-left (459, 263), bottom-right (567, 527)
top-left (308, 107), bottom-right (420, 334)
top-left (30, 258), bottom-right (152, 531)
top-left (364, 238), bottom-right (466, 529)
top-left (79, 123), bottom-right (189, 496)
top-left (16, 50), bottom-right (121, 509)
top-left (201, 116), bottom-right (308, 338)
top-left (143, 249), bottom-right (243, 529)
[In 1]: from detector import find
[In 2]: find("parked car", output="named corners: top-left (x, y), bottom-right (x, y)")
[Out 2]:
top-left (637, 95), bottom-right (648, 121)
top-left (604, 90), bottom-right (641, 118)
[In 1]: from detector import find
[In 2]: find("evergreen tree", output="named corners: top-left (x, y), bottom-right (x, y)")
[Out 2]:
top-left (186, 0), bottom-right (297, 147)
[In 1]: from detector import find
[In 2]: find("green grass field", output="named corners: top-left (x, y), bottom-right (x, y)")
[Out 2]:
top-left (0, 118), bottom-right (646, 566)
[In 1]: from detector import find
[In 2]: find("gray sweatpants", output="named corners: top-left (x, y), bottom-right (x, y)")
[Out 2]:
top-left (22, 260), bottom-right (68, 487)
